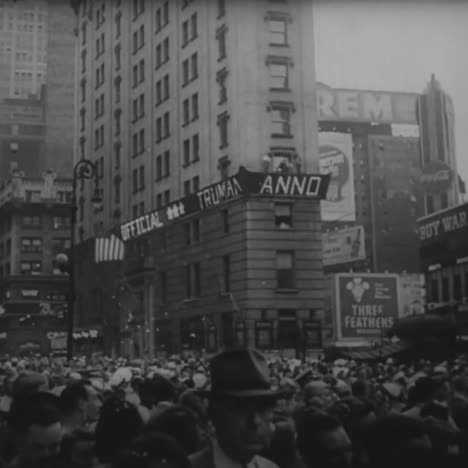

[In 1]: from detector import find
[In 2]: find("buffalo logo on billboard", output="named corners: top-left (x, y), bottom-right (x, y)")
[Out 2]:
top-left (346, 278), bottom-right (370, 303)
top-left (420, 161), bottom-right (452, 193)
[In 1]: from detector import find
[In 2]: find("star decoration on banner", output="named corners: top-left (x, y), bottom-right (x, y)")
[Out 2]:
top-left (166, 202), bottom-right (186, 221)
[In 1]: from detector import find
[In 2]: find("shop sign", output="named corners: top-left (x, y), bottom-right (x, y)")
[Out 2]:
top-left (420, 161), bottom-right (453, 193)
top-left (73, 329), bottom-right (100, 340)
top-left (322, 226), bottom-right (365, 266)
top-left (20, 289), bottom-right (39, 298)
top-left (118, 167), bottom-right (330, 242)
top-left (336, 273), bottom-right (399, 340)
top-left (317, 83), bottom-right (418, 124)
top-left (417, 202), bottom-right (468, 242)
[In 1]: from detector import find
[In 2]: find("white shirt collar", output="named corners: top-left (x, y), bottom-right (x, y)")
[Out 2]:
top-left (212, 439), bottom-right (259, 468)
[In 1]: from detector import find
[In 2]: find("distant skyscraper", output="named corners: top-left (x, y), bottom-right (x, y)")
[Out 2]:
top-left (0, 0), bottom-right (75, 178)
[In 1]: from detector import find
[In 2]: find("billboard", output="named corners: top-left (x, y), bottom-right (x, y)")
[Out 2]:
top-left (398, 274), bottom-right (425, 318)
top-left (319, 132), bottom-right (356, 222)
top-left (335, 273), bottom-right (399, 341)
top-left (317, 83), bottom-right (419, 124)
top-left (322, 226), bottom-right (366, 266)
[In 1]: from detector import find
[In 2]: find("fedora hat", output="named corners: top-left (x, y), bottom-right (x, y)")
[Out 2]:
top-left (202, 348), bottom-right (280, 398)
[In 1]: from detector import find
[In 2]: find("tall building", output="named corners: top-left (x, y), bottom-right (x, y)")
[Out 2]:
top-left (0, 0), bottom-right (76, 178)
top-left (0, 171), bottom-right (71, 355)
top-left (418, 74), bottom-right (461, 213)
top-left (72, 0), bottom-right (326, 357)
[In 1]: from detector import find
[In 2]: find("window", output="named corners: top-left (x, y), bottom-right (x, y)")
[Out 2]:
top-left (164, 151), bottom-right (170, 176)
top-left (269, 18), bottom-right (287, 45)
top-left (156, 44), bottom-right (162, 68)
top-left (275, 203), bottom-right (292, 228)
top-left (139, 165), bottom-right (145, 190)
top-left (217, 0), bottom-right (226, 17)
top-left (80, 79), bottom-right (86, 102)
top-left (184, 222), bottom-right (191, 245)
top-left (191, 13), bottom-right (198, 39)
top-left (114, 143), bottom-right (121, 169)
top-left (221, 209), bottom-right (229, 233)
top-left (132, 169), bottom-right (138, 193)
top-left (192, 134), bottom-right (200, 162)
top-left (163, 112), bottom-right (170, 138)
top-left (114, 44), bottom-right (121, 70)
top-left (163, 37), bottom-right (169, 62)
top-left (156, 117), bottom-right (162, 142)
top-left (80, 108), bottom-right (86, 132)
top-left (139, 59), bottom-right (145, 82)
top-left (182, 59), bottom-right (189, 85)
top-left (183, 139), bottom-right (190, 166)
top-left (160, 272), bottom-right (167, 304)
top-left (269, 61), bottom-right (289, 89)
top-left (164, 190), bottom-right (171, 205)
top-left (182, 20), bottom-right (189, 46)
top-left (193, 219), bottom-right (200, 243)
top-left (271, 106), bottom-right (291, 136)
top-left (114, 176), bottom-right (121, 204)
top-left (163, 1), bottom-right (169, 25)
top-left (276, 251), bottom-right (295, 289)
top-left (156, 155), bottom-right (163, 180)
top-left (132, 205), bottom-right (138, 218)
top-left (139, 128), bottom-right (145, 153)
top-left (115, 110), bottom-right (121, 135)
top-left (191, 53), bottom-right (198, 79)
top-left (217, 68), bottom-right (228, 104)
top-left (222, 255), bottom-right (230, 292)
top-left (184, 180), bottom-right (191, 197)
top-left (442, 277), bottom-right (450, 302)
top-left (156, 193), bottom-right (163, 208)
top-left (426, 195), bottom-right (434, 214)
top-left (115, 12), bottom-right (121, 38)
top-left (139, 24), bottom-right (145, 48)
top-left (441, 192), bottom-right (448, 210)
top-left (163, 74), bottom-right (170, 99)
top-left (156, 80), bottom-right (162, 104)
top-left (22, 216), bottom-right (41, 228)
top-left (186, 263), bottom-right (201, 298)
top-left (156, 8), bottom-right (162, 31)
top-left (132, 65), bottom-right (138, 86)
top-left (21, 238), bottom-right (42, 253)
top-left (192, 176), bottom-right (200, 192)
top-left (216, 27), bottom-right (227, 60)
top-left (139, 202), bottom-right (145, 216)
top-left (217, 112), bottom-right (229, 148)
top-left (133, 0), bottom-right (145, 19)
top-left (183, 99), bottom-right (190, 126)
top-left (81, 50), bottom-right (87, 73)
top-left (454, 274), bottom-right (462, 300)
top-left (21, 261), bottom-right (42, 276)
top-left (191, 93), bottom-right (199, 120)
top-left (81, 21), bottom-right (87, 45)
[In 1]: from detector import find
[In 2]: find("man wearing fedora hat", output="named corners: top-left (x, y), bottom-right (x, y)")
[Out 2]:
top-left (189, 349), bottom-right (280, 468)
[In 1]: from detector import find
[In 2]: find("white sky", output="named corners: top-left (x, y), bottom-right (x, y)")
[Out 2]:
top-left (312, 0), bottom-right (468, 182)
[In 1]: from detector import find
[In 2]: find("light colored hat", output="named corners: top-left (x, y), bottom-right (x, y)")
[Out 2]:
top-left (110, 367), bottom-right (132, 387)
top-left (193, 373), bottom-right (207, 389)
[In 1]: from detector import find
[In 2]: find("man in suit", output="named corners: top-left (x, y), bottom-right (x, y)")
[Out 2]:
top-left (189, 349), bottom-right (280, 468)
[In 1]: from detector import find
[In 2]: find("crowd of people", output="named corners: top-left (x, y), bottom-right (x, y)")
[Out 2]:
top-left (0, 349), bottom-right (468, 468)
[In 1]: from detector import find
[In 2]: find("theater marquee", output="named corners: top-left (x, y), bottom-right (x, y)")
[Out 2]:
top-left (118, 167), bottom-right (330, 242)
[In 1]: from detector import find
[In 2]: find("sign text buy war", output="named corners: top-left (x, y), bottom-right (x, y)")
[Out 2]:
top-left (418, 203), bottom-right (468, 242)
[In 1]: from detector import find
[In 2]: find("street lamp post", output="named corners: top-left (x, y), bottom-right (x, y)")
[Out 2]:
top-left (60, 159), bottom-right (102, 361)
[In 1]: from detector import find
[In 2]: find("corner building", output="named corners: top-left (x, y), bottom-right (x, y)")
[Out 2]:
top-left (72, 0), bottom-right (324, 357)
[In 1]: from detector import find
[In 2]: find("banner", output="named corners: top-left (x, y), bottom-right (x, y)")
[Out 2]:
top-left (322, 226), bottom-right (365, 266)
top-left (336, 273), bottom-right (399, 340)
top-left (118, 167), bottom-right (330, 242)
top-left (319, 132), bottom-right (356, 222)
top-left (398, 274), bottom-right (425, 318)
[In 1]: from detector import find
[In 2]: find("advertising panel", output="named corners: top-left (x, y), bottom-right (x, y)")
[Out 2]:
top-left (398, 274), bottom-right (426, 318)
top-left (322, 226), bottom-right (366, 266)
top-left (420, 161), bottom-right (453, 194)
top-left (316, 83), bottom-right (419, 124)
top-left (336, 273), bottom-right (399, 340)
top-left (319, 132), bottom-right (356, 222)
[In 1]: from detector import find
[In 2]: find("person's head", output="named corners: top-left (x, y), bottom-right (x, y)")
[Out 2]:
top-left (95, 395), bottom-right (143, 463)
top-left (59, 382), bottom-right (89, 429)
top-left (113, 433), bottom-right (190, 468)
top-left (205, 349), bottom-right (280, 464)
top-left (146, 405), bottom-right (201, 455)
top-left (8, 392), bottom-right (63, 468)
top-left (295, 410), bottom-right (352, 468)
top-left (363, 415), bottom-right (432, 468)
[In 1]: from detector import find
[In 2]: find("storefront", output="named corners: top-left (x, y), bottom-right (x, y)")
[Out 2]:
top-left (417, 201), bottom-right (468, 335)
